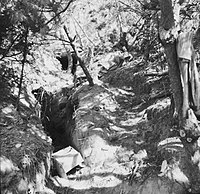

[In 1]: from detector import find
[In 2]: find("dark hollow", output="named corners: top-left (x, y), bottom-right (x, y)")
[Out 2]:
top-left (56, 52), bottom-right (78, 75)
top-left (32, 87), bottom-right (78, 152)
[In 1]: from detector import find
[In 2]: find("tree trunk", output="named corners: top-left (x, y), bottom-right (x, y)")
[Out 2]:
top-left (163, 43), bottom-right (183, 120)
top-left (158, 0), bottom-right (200, 192)
top-left (158, 0), bottom-right (183, 120)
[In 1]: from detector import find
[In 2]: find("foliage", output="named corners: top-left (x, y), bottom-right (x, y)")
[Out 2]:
top-left (0, 0), bottom-right (74, 108)
top-left (0, 0), bottom-right (66, 57)
top-left (64, 0), bottom-right (167, 74)
top-left (0, 62), bottom-right (19, 101)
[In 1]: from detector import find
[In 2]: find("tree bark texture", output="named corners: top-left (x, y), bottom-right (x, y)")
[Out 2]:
top-left (158, 0), bottom-right (200, 192)
top-left (163, 43), bottom-right (183, 119)
top-left (158, 0), bottom-right (183, 119)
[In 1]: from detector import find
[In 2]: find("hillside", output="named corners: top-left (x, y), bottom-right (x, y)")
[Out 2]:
top-left (0, 0), bottom-right (200, 194)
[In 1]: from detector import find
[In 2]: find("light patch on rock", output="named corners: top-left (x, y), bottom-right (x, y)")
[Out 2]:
top-left (1, 105), bottom-right (14, 114)
top-left (110, 87), bottom-right (135, 96)
top-left (51, 174), bottom-right (122, 190)
top-left (82, 135), bottom-right (117, 167)
top-left (96, 93), bottom-right (118, 112)
top-left (120, 117), bottom-right (142, 126)
top-left (92, 127), bottom-right (104, 132)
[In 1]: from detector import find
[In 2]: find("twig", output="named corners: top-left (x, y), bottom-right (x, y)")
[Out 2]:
top-left (134, 0), bottom-right (145, 6)
top-left (47, 33), bottom-right (70, 43)
top-left (119, 1), bottom-right (143, 15)
top-left (74, 25), bottom-right (84, 48)
top-left (16, 28), bottom-right (29, 112)
top-left (129, 22), bottom-right (145, 48)
top-left (72, 16), bottom-right (95, 46)
top-left (63, 25), bottom-right (94, 86)
top-left (45, 0), bottom-right (74, 26)
top-left (0, 33), bottom-right (23, 60)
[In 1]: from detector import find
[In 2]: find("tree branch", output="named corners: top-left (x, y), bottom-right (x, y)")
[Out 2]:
top-left (0, 33), bottom-right (23, 60)
top-left (16, 28), bottom-right (29, 111)
top-left (45, 0), bottom-right (74, 26)
top-left (63, 25), bottom-right (94, 86)
top-left (72, 16), bottom-right (95, 46)
top-left (119, 1), bottom-right (143, 15)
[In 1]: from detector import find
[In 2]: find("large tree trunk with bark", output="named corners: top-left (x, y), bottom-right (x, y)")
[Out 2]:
top-left (158, 0), bottom-right (200, 192)
top-left (163, 43), bottom-right (183, 120)
top-left (159, 0), bottom-right (183, 120)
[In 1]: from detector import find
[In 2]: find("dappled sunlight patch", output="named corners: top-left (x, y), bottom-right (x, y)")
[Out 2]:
top-left (51, 174), bottom-right (122, 190)
top-left (146, 98), bottom-right (171, 121)
top-left (81, 135), bottom-right (117, 167)
top-left (0, 156), bottom-right (19, 174)
top-left (74, 85), bottom-right (119, 113)
top-left (191, 149), bottom-right (200, 170)
top-left (92, 175), bottom-right (121, 188)
top-left (109, 123), bottom-right (126, 132)
top-left (114, 130), bottom-right (138, 138)
top-left (78, 101), bottom-right (94, 110)
top-left (120, 117), bottom-right (143, 127)
top-left (109, 87), bottom-right (135, 97)
top-left (50, 148), bottom-right (149, 190)
top-left (159, 160), bottom-right (190, 186)
top-left (97, 95), bottom-right (118, 113)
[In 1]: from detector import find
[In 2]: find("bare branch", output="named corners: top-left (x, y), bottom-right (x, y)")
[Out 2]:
top-left (16, 28), bottom-right (29, 111)
top-left (119, 1), bottom-right (143, 15)
top-left (72, 16), bottom-right (95, 46)
top-left (0, 33), bottom-right (23, 60)
top-left (63, 25), bottom-right (94, 86)
top-left (45, 0), bottom-right (74, 26)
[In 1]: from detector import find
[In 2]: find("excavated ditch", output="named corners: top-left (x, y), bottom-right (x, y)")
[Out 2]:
top-left (31, 83), bottom-right (191, 194)
top-left (30, 67), bottom-right (200, 194)
top-left (32, 86), bottom-right (78, 152)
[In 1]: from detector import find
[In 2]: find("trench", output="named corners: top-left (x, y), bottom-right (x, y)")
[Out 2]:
top-left (32, 87), bottom-right (78, 152)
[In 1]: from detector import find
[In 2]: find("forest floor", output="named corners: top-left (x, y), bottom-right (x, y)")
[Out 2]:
top-left (45, 65), bottom-right (185, 194)
top-left (0, 63), bottom-right (189, 194)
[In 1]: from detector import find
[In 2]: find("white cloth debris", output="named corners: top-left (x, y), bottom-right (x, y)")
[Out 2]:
top-left (52, 146), bottom-right (84, 178)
